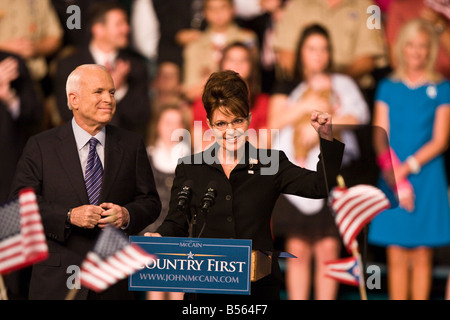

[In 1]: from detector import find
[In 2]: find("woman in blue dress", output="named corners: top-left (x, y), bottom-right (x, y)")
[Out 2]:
top-left (368, 19), bottom-right (450, 300)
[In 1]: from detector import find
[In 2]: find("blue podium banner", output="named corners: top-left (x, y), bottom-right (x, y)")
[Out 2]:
top-left (129, 236), bottom-right (252, 295)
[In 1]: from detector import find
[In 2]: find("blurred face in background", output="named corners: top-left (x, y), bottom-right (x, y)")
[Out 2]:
top-left (204, 0), bottom-right (234, 31)
top-left (154, 62), bottom-right (181, 94)
top-left (301, 34), bottom-right (330, 75)
top-left (157, 108), bottom-right (184, 145)
top-left (94, 9), bottom-right (130, 49)
top-left (403, 31), bottom-right (430, 72)
top-left (221, 46), bottom-right (251, 81)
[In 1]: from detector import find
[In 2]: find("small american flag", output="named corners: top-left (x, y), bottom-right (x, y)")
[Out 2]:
top-left (0, 188), bottom-right (48, 274)
top-left (325, 256), bottom-right (360, 286)
top-left (330, 184), bottom-right (390, 253)
top-left (80, 226), bottom-right (155, 292)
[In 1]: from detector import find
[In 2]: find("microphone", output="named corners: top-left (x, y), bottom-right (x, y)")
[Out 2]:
top-left (177, 180), bottom-right (194, 212)
top-left (197, 181), bottom-right (217, 238)
top-left (200, 181), bottom-right (217, 211)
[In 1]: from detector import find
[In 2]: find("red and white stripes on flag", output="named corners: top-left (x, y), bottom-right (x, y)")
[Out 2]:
top-left (0, 188), bottom-right (48, 274)
top-left (325, 256), bottom-right (360, 287)
top-left (80, 226), bottom-right (155, 292)
top-left (330, 185), bottom-right (390, 253)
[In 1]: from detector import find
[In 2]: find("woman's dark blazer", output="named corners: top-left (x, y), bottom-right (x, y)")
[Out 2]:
top-left (157, 138), bottom-right (344, 299)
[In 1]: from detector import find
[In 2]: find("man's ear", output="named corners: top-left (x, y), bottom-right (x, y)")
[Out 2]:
top-left (68, 92), bottom-right (79, 110)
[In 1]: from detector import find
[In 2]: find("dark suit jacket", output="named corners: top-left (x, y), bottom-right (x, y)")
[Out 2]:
top-left (157, 138), bottom-right (344, 299)
top-left (54, 47), bottom-right (151, 137)
top-left (9, 122), bottom-right (161, 300)
top-left (152, 0), bottom-right (206, 66)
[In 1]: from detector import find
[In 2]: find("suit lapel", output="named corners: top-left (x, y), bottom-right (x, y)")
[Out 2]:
top-left (202, 141), bottom-right (258, 175)
top-left (100, 126), bottom-right (124, 202)
top-left (56, 122), bottom-right (89, 204)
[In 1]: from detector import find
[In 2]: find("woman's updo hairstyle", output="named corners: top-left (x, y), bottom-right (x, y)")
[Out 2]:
top-left (202, 70), bottom-right (250, 122)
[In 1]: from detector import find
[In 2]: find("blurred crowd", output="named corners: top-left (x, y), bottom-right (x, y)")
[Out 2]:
top-left (0, 0), bottom-right (449, 300)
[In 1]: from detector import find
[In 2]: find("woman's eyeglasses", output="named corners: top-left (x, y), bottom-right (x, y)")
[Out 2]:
top-left (212, 117), bottom-right (248, 130)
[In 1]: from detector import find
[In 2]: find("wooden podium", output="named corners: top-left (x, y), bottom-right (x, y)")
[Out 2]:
top-left (251, 250), bottom-right (272, 282)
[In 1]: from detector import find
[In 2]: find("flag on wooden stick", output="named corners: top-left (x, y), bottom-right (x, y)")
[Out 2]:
top-left (0, 188), bottom-right (48, 275)
top-left (329, 177), bottom-right (391, 254)
top-left (328, 176), bottom-right (390, 300)
top-left (79, 226), bottom-right (155, 293)
top-left (325, 256), bottom-right (360, 286)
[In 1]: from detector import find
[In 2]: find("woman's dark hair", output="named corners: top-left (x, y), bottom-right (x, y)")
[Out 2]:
top-left (88, 1), bottom-right (127, 30)
top-left (202, 70), bottom-right (250, 121)
top-left (293, 24), bottom-right (333, 82)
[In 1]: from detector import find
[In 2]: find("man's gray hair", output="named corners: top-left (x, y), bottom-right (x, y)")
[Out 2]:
top-left (65, 64), bottom-right (109, 110)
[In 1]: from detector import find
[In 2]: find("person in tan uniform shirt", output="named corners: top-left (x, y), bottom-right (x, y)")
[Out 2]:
top-left (182, 0), bottom-right (257, 101)
top-left (0, 0), bottom-right (63, 81)
top-left (274, 0), bottom-right (388, 89)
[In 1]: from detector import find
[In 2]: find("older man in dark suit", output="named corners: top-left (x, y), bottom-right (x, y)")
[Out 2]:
top-left (10, 64), bottom-right (161, 300)
top-left (54, 1), bottom-right (151, 138)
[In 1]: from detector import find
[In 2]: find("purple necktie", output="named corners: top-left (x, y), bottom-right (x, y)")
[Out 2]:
top-left (85, 137), bottom-right (103, 205)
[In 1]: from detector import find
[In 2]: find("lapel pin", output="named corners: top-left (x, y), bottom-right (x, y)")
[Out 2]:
top-left (248, 170), bottom-right (254, 174)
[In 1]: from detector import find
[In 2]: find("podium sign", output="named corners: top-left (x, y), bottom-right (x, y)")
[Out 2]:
top-left (129, 236), bottom-right (252, 295)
